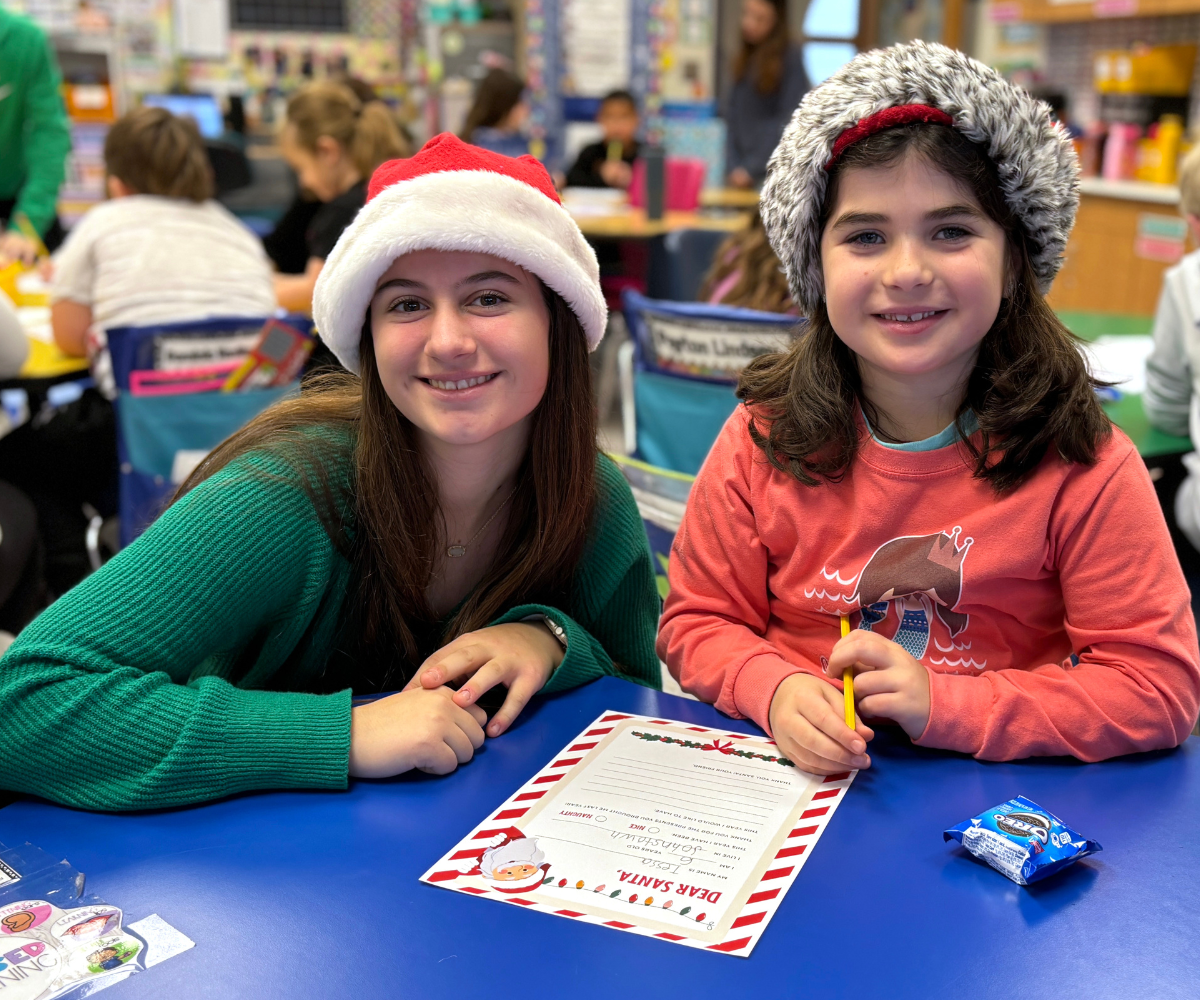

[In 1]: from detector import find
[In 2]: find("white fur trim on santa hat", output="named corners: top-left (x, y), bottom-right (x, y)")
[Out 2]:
top-left (760, 40), bottom-right (1080, 316)
top-left (312, 170), bottom-right (606, 373)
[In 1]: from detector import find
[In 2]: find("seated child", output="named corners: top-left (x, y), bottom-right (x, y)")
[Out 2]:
top-left (1144, 145), bottom-right (1200, 553)
top-left (460, 69), bottom-right (530, 159)
top-left (658, 42), bottom-right (1200, 773)
top-left (49, 106), bottom-right (275, 357)
top-left (698, 207), bottom-right (795, 313)
top-left (275, 80), bottom-right (408, 315)
top-left (565, 90), bottom-right (641, 191)
top-left (0, 134), bottom-right (661, 811)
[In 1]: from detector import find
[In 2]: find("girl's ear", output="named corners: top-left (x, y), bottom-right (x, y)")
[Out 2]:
top-left (315, 134), bottom-right (343, 162)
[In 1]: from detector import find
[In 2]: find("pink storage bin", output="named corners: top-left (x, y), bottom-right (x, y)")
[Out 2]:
top-left (629, 157), bottom-right (707, 212)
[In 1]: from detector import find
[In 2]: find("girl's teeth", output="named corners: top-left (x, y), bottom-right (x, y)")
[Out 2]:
top-left (427, 374), bottom-right (495, 390)
top-left (883, 310), bottom-right (937, 322)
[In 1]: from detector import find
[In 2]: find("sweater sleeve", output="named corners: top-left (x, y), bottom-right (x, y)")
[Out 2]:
top-left (1144, 266), bottom-right (1194, 438)
top-left (11, 25), bottom-right (70, 237)
top-left (490, 457), bottom-right (662, 692)
top-left (917, 442), bottom-right (1200, 761)
top-left (657, 409), bottom-right (806, 733)
top-left (0, 454), bottom-right (352, 811)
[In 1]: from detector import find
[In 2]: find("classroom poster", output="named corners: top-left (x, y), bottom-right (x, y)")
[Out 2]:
top-left (421, 711), bottom-right (855, 957)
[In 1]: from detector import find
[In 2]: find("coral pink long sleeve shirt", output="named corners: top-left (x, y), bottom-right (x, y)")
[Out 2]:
top-left (657, 406), bottom-right (1200, 761)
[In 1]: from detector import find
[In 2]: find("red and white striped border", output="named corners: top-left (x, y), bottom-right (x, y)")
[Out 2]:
top-left (420, 711), bottom-right (855, 958)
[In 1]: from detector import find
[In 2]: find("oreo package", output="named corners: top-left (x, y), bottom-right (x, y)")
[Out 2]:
top-left (943, 796), bottom-right (1102, 885)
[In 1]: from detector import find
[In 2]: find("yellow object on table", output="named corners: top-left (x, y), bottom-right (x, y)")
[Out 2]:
top-left (841, 615), bottom-right (854, 729)
top-left (1, 263), bottom-right (89, 380)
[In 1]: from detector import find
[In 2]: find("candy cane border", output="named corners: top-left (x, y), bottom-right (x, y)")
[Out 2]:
top-left (419, 710), bottom-right (856, 958)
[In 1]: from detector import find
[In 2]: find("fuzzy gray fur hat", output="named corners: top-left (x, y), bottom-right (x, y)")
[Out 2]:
top-left (760, 40), bottom-right (1080, 315)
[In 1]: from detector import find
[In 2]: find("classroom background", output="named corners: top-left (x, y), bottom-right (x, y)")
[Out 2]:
top-left (2, 0), bottom-right (1200, 638)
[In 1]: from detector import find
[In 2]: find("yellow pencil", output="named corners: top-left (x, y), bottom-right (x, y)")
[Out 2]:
top-left (840, 615), bottom-right (854, 729)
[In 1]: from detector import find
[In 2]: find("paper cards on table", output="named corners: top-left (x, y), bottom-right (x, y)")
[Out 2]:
top-left (420, 711), bottom-right (855, 957)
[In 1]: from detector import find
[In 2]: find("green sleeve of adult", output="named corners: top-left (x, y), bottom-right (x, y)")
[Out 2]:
top-left (0, 458), bottom-right (352, 811)
top-left (12, 29), bottom-right (71, 235)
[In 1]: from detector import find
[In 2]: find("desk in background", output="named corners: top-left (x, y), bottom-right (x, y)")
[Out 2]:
top-left (570, 206), bottom-right (750, 239)
top-left (0, 676), bottom-right (1195, 1000)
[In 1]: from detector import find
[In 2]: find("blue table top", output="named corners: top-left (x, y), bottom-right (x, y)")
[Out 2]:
top-left (1, 676), bottom-right (1196, 1000)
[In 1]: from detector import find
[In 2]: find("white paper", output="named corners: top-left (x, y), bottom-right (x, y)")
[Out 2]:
top-left (127, 914), bottom-right (195, 968)
top-left (421, 711), bottom-right (854, 957)
top-left (171, 0), bottom-right (228, 59)
top-left (1081, 334), bottom-right (1154, 396)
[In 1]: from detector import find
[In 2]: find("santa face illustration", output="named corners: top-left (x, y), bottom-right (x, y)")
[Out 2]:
top-left (479, 836), bottom-right (549, 893)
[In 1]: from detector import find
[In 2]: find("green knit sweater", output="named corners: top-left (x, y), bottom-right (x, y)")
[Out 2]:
top-left (0, 432), bottom-right (661, 811)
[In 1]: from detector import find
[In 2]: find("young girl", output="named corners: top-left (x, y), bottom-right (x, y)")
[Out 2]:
top-left (698, 208), bottom-right (794, 313)
top-left (658, 42), bottom-right (1200, 774)
top-left (460, 69), bottom-right (530, 159)
top-left (0, 134), bottom-right (661, 811)
top-left (274, 81), bottom-right (408, 315)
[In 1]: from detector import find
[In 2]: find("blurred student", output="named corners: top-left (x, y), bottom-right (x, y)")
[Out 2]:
top-left (698, 208), bottom-right (794, 313)
top-left (1144, 145), bottom-right (1200, 553)
top-left (725, 0), bottom-right (808, 189)
top-left (565, 91), bottom-right (640, 190)
top-left (460, 69), bottom-right (530, 159)
top-left (49, 106), bottom-right (275, 358)
top-left (276, 81), bottom-right (408, 315)
top-left (0, 292), bottom-right (29, 377)
top-left (0, 6), bottom-right (72, 267)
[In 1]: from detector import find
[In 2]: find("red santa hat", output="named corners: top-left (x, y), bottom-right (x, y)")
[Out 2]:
top-left (312, 133), bottom-right (606, 374)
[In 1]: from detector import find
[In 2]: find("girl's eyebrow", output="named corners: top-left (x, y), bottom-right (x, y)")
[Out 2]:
top-left (926, 204), bottom-right (984, 221)
top-left (830, 210), bottom-right (887, 230)
top-left (373, 270), bottom-right (521, 294)
top-left (831, 204), bottom-right (983, 231)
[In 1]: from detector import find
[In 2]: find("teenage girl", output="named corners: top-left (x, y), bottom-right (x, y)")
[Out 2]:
top-left (274, 80), bottom-right (408, 314)
top-left (658, 42), bottom-right (1200, 773)
top-left (0, 134), bottom-right (661, 811)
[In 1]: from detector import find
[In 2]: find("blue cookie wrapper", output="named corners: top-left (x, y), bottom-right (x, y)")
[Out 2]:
top-left (943, 795), bottom-right (1102, 885)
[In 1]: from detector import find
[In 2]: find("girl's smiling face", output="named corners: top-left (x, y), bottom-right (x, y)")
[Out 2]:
top-left (369, 249), bottom-right (551, 449)
top-left (819, 153), bottom-right (1009, 392)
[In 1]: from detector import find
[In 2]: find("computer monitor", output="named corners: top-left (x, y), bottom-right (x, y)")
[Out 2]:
top-left (142, 94), bottom-right (224, 139)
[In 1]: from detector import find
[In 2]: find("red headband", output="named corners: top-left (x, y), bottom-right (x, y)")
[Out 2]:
top-left (824, 104), bottom-right (955, 170)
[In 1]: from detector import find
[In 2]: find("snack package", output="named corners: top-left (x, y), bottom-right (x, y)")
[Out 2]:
top-left (0, 841), bottom-right (145, 999)
top-left (943, 795), bottom-right (1103, 886)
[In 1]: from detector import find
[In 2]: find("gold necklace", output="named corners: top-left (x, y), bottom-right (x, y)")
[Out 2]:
top-left (446, 484), bottom-right (519, 558)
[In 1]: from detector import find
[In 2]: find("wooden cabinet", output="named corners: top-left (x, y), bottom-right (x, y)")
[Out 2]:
top-left (1048, 183), bottom-right (1196, 316)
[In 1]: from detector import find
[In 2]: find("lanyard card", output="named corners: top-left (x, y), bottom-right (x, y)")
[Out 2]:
top-left (421, 711), bottom-right (855, 957)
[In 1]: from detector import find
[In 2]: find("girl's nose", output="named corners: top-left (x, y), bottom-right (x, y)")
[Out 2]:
top-left (424, 304), bottom-right (477, 359)
top-left (882, 237), bottom-right (934, 291)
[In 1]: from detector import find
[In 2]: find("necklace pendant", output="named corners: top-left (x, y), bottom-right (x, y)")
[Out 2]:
top-left (446, 544), bottom-right (468, 558)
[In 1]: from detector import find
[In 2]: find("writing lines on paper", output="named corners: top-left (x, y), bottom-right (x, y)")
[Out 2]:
top-left (613, 755), bottom-right (792, 804)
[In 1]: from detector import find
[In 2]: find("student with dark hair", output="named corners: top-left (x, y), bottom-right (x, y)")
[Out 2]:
top-left (460, 69), bottom-right (530, 159)
top-left (49, 105), bottom-right (275, 357)
top-left (0, 135), bottom-right (661, 811)
top-left (565, 91), bottom-right (640, 190)
top-left (660, 43), bottom-right (1200, 773)
top-left (724, 0), bottom-right (807, 189)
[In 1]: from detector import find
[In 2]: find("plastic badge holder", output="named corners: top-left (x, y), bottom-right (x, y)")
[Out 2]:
top-left (0, 841), bottom-right (147, 999)
top-left (943, 795), bottom-right (1103, 886)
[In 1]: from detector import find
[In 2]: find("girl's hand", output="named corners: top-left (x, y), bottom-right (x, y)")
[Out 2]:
top-left (349, 687), bottom-right (487, 778)
top-left (768, 672), bottom-right (874, 775)
top-left (407, 623), bottom-right (565, 738)
top-left (826, 630), bottom-right (931, 739)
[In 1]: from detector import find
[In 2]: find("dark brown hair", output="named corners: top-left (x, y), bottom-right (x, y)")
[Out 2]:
top-left (105, 106), bottom-right (214, 202)
top-left (733, 0), bottom-right (789, 96)
top-left (176, 282), bottom-right (597, 688)
top-left (699, 207), bottom-right (793, 313)
top-left (737, 123), bottom-right (1111, 493)
top-left (461, 69), bottom-right (525, 141)
top-left (286, 81), bottom-right (409, 179)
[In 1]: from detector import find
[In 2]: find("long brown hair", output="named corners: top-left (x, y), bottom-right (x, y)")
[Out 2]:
top-left (698, 207), bottom-right (794, 312)
top-left (177, 282), bottom-right (597, 688)
top-left (737, 123), bottom-right (1111, 494)
top-left (461, 69), bottom-right (525, 141)
top-left (286, 81), bottom-right (409, 179)
top-left (733, 0), bottom-right (790, 96)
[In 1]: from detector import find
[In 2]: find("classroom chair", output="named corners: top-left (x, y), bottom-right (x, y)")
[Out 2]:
top-left (660, 228), bottom-right (730, 302)
top-left (619, 290), bottom-right (799, 475)
top-left (106, 315), bottom-right (312, 547)
top-left (609, 451), bottom-right (696, 699)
